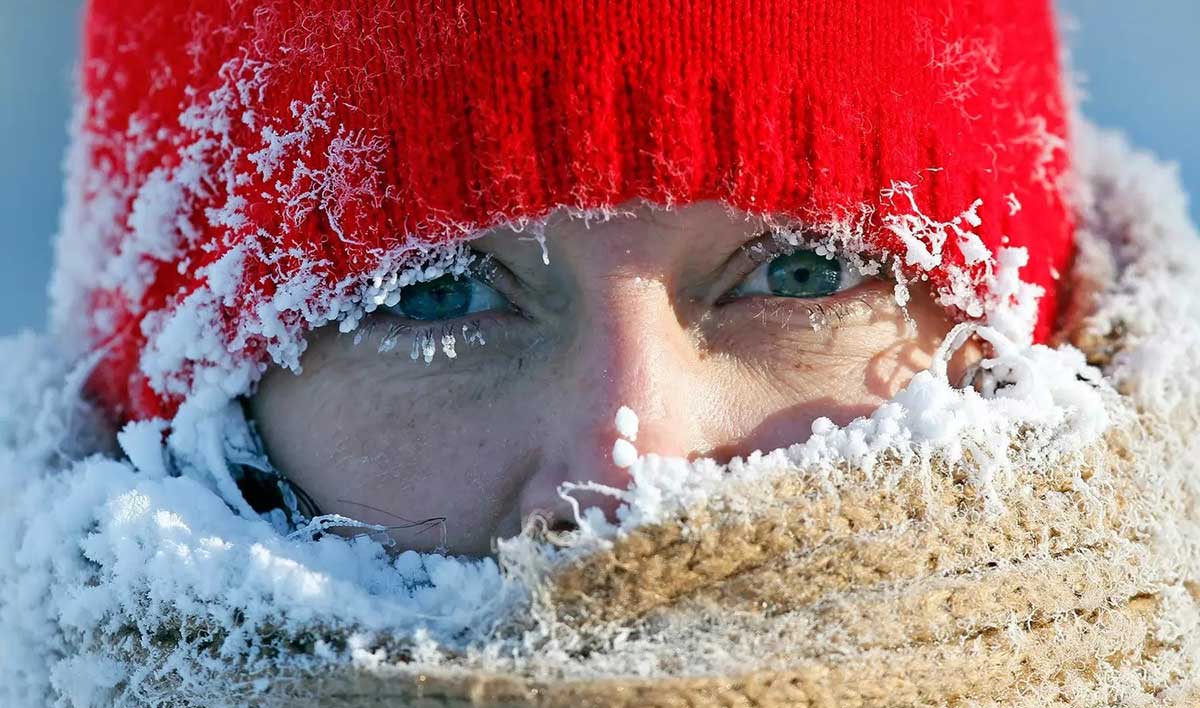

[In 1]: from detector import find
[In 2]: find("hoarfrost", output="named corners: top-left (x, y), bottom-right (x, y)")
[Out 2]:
top-left (612, 439), bottom-right (638, 469)
top-left (614, 406), bottom-right (639, 442)
top-left (11, 108), bottom-right (1199, 705)
top-left (440, 331), bottom-right (458, 359)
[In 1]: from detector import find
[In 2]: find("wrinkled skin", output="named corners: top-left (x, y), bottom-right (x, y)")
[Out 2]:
top-left (250, 200), bottom-right (974, 556)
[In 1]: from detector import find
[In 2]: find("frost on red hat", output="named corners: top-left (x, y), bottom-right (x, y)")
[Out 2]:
top-left (53, 0), bottom-right (1074, 423)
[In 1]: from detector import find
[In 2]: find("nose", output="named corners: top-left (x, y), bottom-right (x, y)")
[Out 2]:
top-left (516, 276), bottom-right (706, 532)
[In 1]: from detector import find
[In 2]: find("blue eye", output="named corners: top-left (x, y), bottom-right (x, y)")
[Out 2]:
top-left (388, 273), bottom-right (510, 321)
top-left (733, 249), bottom-right (863, 299)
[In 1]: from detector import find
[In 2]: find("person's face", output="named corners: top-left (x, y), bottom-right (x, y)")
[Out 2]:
top-left (250, 200), bottom-right (968, 556)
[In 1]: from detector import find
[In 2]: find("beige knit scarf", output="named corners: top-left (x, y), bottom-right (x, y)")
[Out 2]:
top-left (195, 127), bottom-right (1200, 707)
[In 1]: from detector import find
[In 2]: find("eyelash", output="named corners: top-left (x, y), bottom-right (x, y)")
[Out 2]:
top-left (738, 295), bottom-right (875, 328)
top-left (353, 317), bottom-right (496, 357)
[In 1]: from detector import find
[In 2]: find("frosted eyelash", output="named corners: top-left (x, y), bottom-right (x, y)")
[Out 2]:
top-left (351, 318), bottom-right (492, 363)
top-left (747, 296), bottom-right (876, 331)
top-left (406, 322), bottom-right (490, 363)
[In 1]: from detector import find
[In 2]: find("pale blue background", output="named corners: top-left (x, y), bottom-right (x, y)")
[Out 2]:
top-left (1, 1), bottom-right (1197, 335)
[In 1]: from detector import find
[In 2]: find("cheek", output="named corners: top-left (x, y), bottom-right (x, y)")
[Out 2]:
top-left (700, 287), bottom-right (953, 455)
top-left (249, 337), bottom-right (543, 555)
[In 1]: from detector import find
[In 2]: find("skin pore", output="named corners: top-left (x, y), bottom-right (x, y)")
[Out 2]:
top-left (250, 200), bottom-right (974, 557)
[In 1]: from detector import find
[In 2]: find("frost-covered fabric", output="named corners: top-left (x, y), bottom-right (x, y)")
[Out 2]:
top-left (3, 123), bottom-right (1200, 707)
top-left (63, 0), bottom-right (1074, 422)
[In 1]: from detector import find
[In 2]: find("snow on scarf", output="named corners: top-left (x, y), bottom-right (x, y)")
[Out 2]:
top-left (2, 122), bottom-right (1199, 707)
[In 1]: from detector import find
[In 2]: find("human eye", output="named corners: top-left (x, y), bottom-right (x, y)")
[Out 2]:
top-left (383, 272), bottom-right (512, 321)
top-left (727, 247), bottom-right (864, 300)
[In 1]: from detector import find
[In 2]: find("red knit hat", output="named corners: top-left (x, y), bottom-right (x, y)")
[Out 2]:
top-left (54, 0), bottom-right (1074, 423)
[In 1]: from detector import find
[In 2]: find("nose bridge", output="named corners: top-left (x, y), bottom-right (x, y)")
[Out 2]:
top-left (574, 275), bottom-right (690, 445)
top-left (556, 274), bottom-right (710, 498)
top-left (517, 275), bottom-right (704, 528)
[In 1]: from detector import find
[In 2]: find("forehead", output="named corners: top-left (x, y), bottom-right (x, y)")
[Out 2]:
top-left (473, 199), bottom-right (775, 254)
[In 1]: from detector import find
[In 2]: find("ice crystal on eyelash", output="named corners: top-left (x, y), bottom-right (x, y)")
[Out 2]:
top-left (407, 329), bottom-right (438, 364)
top-left (378, 322), bottom-right (409, 353)
top-left (441, 330), bottom-right (457, 359)
top-left (352, 319), bottom-right (375, 347)
top-left (355, 244), bottom-right (474, 309)
top-left (462, 322), bottom-right (486, 347)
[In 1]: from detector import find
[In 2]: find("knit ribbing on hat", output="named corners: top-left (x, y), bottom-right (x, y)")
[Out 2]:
top-left (53, 0), bottom-right (1074, 422)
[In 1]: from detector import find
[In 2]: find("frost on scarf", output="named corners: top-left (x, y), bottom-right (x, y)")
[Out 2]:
top-left (7, 124), bottom-right (1200, 705)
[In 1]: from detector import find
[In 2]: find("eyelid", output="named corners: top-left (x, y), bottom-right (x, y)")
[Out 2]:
top-left (709, 231), bottom-right (809, 304)
top-left (467, 251), bottom-right (502, 285)
top-left (467, 251), bottom-right (527, 312)
top-left (717, 234), bottom-right (866, 304)
top-left (740, 232), bottom-right (796, 265)
top-left (470, 246), bottom-right (579, 318)
top-left (733, 230), bottom-right (824, 278)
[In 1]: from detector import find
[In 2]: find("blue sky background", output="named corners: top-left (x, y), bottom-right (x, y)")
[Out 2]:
top-left (1, 1), bottom-right (1196, 335)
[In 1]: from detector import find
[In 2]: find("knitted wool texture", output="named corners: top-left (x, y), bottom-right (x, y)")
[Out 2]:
top-left (58, 0), bottom-right (1073, 422)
